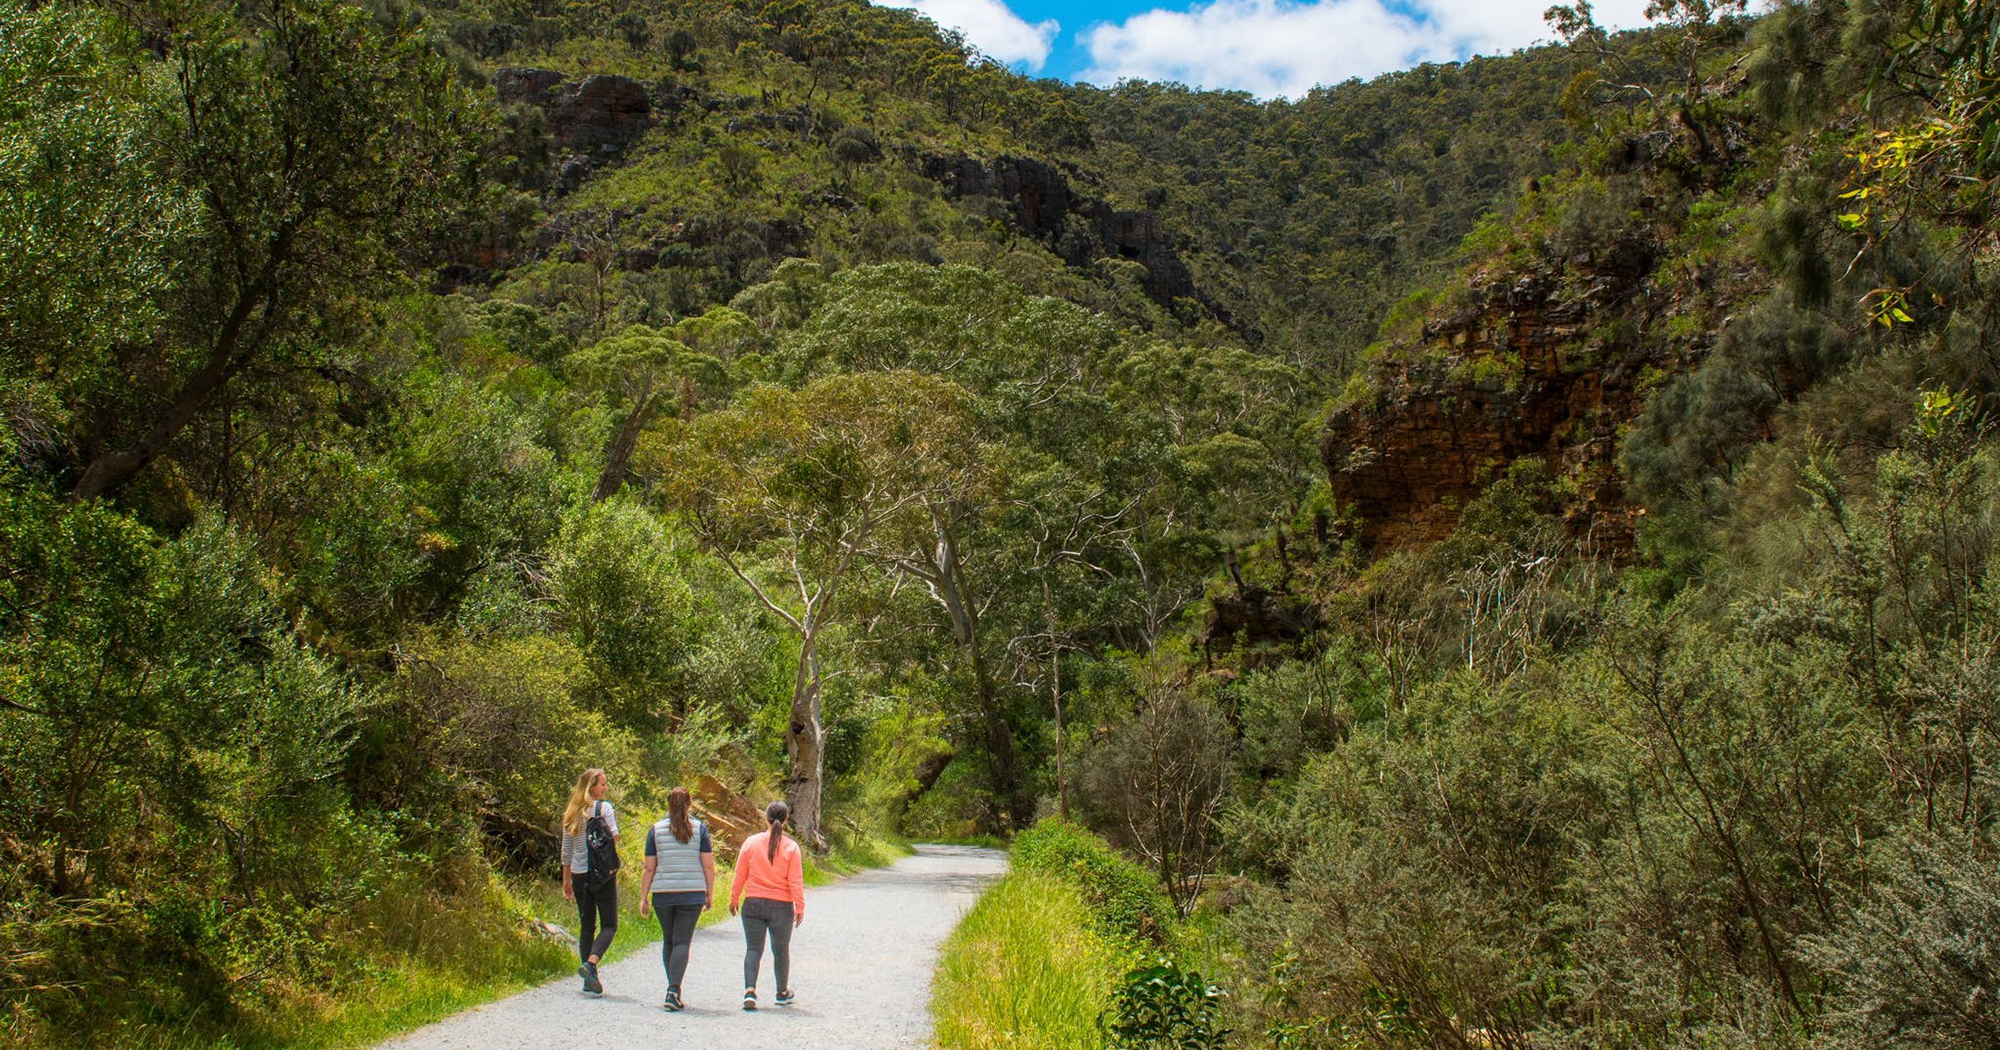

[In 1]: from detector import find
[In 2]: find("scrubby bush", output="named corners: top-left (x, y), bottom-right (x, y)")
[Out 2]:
top-left (1807, 833), bottom-right (2000, 1050)
top-left (1013, 819), bottom-right (1175, 947)
top-left (1077, 685), bottom-right (1233, 916)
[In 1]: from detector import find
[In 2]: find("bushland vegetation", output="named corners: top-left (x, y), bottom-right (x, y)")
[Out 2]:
top-left (8, 0), bottom-right (2000, 1046)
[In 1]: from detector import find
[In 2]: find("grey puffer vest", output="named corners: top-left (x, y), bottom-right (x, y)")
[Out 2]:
top-left (649, 817), bottom-right (707, 894)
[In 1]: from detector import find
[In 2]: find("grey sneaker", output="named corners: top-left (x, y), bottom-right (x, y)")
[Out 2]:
top-left (579, 962), bottom-right (603, 996)
top-left (663, 989), bottom-right (684, 1012)
top-left (742, 988), bottom-right (758, 1011)
top-left (775, 989), bottom-right (796, 1007)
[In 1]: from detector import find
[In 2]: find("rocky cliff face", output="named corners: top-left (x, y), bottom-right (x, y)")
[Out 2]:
top-left (1317, 110), bottom-right (1762, 556)
top-left (914, 152), bottom-right (1209, 315)
top-left (495, 68), bottom-right (655, 155)
top-left (1322, 232), bottom-right (1690, 554)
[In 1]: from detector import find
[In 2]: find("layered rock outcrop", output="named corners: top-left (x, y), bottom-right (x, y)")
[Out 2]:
top-left (914, 152), bottom-right (1207, 314)
top-left (1322, 236), bottom-right (1679, 554)
top-left (494, 68), bottom-right (654, 155)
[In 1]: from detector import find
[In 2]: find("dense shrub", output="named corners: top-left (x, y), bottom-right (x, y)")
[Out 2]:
top-left (1807, 833), bottom-right (2000, 1050)
top-left (1077, 685), bottom-right (1233, 916)
top-left (1012, 819), bottom-right (1175, 947)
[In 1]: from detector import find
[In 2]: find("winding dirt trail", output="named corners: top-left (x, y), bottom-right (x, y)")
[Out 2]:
top-left (375, 844), bottom-right (1007, 1050)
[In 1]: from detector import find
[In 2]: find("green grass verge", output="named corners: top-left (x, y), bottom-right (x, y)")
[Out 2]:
top-left (930, 870), bottom-right (1127, 1050)
top-left (114, 829), bottom-right (910, 1050)
top-left (804, 828), bottom-right (914, 885)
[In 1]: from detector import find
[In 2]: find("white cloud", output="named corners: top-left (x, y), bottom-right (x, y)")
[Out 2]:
top-left (1422, 0), bottom-right (1652, 53)
top-left (1080, 0), bottom-right (1656, 99)
top-left (875, 0), bottom-right (1060, 70)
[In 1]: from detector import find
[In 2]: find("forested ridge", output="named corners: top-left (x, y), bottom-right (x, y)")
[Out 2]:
top-left (6, 0), bottom-right (2000, 1047)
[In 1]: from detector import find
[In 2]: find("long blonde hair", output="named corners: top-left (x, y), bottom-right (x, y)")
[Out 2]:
top-left (562, 768), bottom-right (606, 834)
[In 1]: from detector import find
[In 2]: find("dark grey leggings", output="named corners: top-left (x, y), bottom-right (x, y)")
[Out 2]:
top-left (741, 897), bottom-right (795, 991)
top-left (653, 897), bottom-right (702, 992)
top-left (576, 878), bottom-right (617, 962)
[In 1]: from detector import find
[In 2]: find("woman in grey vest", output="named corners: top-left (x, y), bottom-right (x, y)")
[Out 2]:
top-left (638, 786), bottom-right (714, 1011)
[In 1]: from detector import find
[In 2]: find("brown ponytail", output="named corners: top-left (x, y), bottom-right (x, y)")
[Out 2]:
top-left (765, 800), bottom-right (789, 861)
top-left (669, 786), bottom-right (693, 844)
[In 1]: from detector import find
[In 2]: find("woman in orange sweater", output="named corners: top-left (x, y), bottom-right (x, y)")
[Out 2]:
top-left (728, 800), bottom-right (805, 1010)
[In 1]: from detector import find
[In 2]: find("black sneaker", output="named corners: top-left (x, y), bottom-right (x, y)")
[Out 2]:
top-left (663, 989), bottom-right (684, 1012)
top-left (579, 962), bottom-right (603, 996)
top-left (742, 988), bottom-right (758, 1011)
top-left (775, 989), bottom-right (796, 1007)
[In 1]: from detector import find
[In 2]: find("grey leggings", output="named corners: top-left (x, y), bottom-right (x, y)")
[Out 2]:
top-left (740, 897), bottom-right (795, 991)
top-left (652, 896), bottom-right (702, 992)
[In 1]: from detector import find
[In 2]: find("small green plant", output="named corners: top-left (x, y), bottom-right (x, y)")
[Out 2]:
top-left (1445, 351), bottom-right (1520, 389)
top-left (1102, 958), bottom-right (1229, 1050)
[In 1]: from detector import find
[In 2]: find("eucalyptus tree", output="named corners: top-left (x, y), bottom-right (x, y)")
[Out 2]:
top-left (64, 0), bottom-right (486, 501)
top-left (778, 263), bottom-right (1307, 825)
top-left (650, 371), bottom-right (978, 847)
top-left (780, 266), bottom-right (1130, 825)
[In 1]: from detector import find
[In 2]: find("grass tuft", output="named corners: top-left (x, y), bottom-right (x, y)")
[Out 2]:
top-left (931, 871), bottom-right (1126, 1050)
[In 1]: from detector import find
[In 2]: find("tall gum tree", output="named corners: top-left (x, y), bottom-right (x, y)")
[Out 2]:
top-left (649, 371), bottom-right (977, 848)
top-left (776, 263), bottom-right (1308, 828)
top-left (66, 0), bottom-right (485, 501)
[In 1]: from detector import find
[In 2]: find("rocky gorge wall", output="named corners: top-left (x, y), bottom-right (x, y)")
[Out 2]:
top-left (481, 66), bottom-right (1210, 314)
top-left (1322, 232), bottom-right (1691, 555)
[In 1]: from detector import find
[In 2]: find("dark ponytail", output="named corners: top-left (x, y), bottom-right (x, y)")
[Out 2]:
top-left (669, 786), bottom-right (693, 844)
top-left (765, 800), bottom-right (789, 861)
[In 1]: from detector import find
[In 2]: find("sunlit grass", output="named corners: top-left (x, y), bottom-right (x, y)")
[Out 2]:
top-left (805, 827), bottom-right (914, 885)
top-left (931, 871), bottom-right (1126, 1050)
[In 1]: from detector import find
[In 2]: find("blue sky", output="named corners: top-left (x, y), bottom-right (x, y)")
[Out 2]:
top-left (873, 0), bottom-right (1663, 99)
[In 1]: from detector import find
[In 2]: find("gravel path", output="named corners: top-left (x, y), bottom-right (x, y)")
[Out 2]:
top-left (377, 844), bottom-right (1007, 1050)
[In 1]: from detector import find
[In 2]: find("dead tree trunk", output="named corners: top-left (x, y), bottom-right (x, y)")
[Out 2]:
top-left (593, 392), bottom-right (658, 501)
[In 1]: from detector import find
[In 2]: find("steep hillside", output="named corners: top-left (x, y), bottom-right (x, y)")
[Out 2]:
top-left (1072, 50), bottom-right (1629, 375)
top-left (1189, 4), bottom-right (2000, 1048)
top-left (1322, 116), bottom-right (1763, 552)
top-left (428, 0), bottom-right (1638, 375)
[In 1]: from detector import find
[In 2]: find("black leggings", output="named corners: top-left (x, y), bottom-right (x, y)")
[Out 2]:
top-left (576, 878), bottom-right (617, 962)
top-left (653, 896), bottom-right (702, 992)
top-left (741, 897), bottom-right (795, 991)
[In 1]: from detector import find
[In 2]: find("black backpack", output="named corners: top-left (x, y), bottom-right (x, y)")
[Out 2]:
top-left (584, 801), bottom-right (621, 886)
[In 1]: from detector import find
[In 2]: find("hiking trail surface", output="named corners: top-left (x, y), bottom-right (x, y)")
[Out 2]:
top-left (376, 844), bottom-right (1008, 1050)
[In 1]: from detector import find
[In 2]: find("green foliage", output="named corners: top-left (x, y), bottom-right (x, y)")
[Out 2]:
top-left (1623, 298), bottom-right (1856, 504)
top-left (1806, 832), bottom-right (2000, 1050)
top-left (62, 0), bottom-right (489, 501)
top-left (1224, 651), bottom-right (1363, 783)
top-left (1012, 819), bottom-right (1175, 948)
top-left (931, 870), bottom-right (1123, 1050)
top-left (549, 499), bottom-right (699, 728)
top-left (0, 0), bottom-right (188, 446)
top-left (1101, 959), bottom-right (1229, 1050)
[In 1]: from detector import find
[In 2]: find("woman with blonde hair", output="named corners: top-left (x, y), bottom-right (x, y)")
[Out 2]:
top-left (729, 800), bottom-right (805, 1010)
top-left (560, 767), bottom-right (620, 996)
top-left (639, 786), bottom-right (714, 1011)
